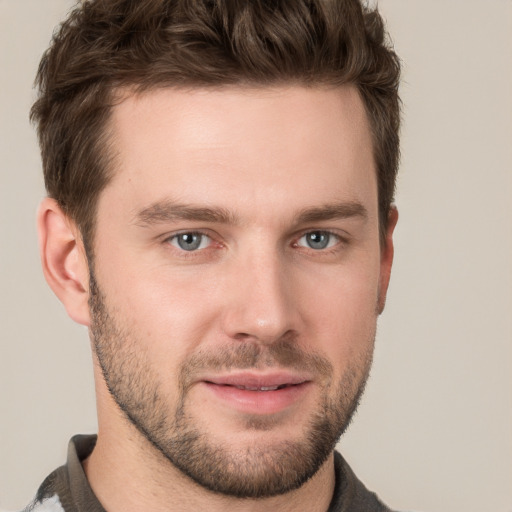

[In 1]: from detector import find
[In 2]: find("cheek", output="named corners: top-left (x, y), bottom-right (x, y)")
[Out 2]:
top-left (298, 258), bottom-right (380, 359)
top-left (96, 255), bottom-right (224, 362)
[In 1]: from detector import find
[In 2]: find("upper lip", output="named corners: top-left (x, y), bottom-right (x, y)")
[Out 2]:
top-left (201, 371), bottom-right (311, 390)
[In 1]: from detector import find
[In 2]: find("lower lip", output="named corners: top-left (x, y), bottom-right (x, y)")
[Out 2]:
top-left (201, 382), bottom-right (311, 415)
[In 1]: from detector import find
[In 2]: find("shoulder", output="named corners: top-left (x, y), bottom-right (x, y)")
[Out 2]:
top-left (330, 451), bottom-right (395, 512)
top-left (4, 494), bottom-right (65, 512)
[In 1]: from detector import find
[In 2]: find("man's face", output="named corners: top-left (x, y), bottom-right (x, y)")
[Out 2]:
top-left (88, 85), bottom-right (394, 497)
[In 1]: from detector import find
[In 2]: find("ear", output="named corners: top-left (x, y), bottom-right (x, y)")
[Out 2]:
top-left (37, 198), bottom-right (91, 326)
top-left (377, 206), bottom-right (399, 314)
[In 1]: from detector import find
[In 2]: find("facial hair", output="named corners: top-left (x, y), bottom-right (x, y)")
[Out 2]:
top-left (88, 271), bottom-right (375, 498)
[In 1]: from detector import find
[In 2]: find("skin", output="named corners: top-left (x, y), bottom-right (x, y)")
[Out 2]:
top-left (38, 85), bottom-right (397, 512)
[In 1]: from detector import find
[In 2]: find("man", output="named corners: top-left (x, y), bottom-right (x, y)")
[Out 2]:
top-left (26, 0), bottom-right (401, 511)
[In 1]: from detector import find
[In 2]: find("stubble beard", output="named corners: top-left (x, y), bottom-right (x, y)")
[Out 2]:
top-left (88, 272), bottom-right (375, 498)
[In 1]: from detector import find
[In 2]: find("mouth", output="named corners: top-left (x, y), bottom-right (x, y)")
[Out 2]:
top-left (211, 383), bottom-right (296, 391)
top-left (199, 372), bottom-right (312, 415)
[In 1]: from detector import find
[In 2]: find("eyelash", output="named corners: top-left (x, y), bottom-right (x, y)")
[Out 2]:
top-left (166, 231), bottom-right (216, 254)
top-left (163, 229), bottom-right (347, 257)
top-left (294, 231), bottom-right (344, 251)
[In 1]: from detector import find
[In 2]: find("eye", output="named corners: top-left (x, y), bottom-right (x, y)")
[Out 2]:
top-left (296, 231), bottom-right (340, 250)
top-left (168, 232), bottom-right (211, 252)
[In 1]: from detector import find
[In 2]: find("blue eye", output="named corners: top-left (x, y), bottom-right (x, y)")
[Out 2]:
top-left (169, 232), bottom-right (211, 251)
top-left (297, 231), bottom-right (338, 250)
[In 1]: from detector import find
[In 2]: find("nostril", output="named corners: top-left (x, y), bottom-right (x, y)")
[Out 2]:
top-left (234, 332), bottom-right (253, 341)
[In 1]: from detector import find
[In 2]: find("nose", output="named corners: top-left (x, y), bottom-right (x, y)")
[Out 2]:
top-left (220, 250), bottom-right (301, 344)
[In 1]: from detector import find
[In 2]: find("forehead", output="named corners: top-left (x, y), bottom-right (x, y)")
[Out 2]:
top-left (102, 85), bottom-right (377, 224)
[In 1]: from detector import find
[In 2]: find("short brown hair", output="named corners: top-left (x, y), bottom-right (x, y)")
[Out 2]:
top-left (31, 0), bottom-right (401, 247)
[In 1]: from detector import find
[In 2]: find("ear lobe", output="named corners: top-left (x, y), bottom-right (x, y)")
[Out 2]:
top-left (377, 206), bottom-right (399, 314)
top-left (37, 198), bottom-right (91, 326)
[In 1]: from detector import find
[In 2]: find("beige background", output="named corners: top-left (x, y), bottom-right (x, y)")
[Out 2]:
top-left (1, 1), bottom-right (511, 511)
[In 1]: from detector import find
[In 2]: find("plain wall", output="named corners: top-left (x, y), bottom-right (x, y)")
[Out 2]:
top-left (1, 1), bottom-right (511, 511)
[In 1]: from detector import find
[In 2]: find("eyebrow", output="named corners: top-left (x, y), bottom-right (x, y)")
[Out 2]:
top-left (134, 200), bottom-right (239, 227)
top-left (296, 201), bottom-right (368, 224)
top-left (133, 199), bottom-right (367, 227)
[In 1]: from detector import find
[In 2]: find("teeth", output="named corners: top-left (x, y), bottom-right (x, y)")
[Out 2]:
top-left (234, 385), bottom-right (280, 391)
